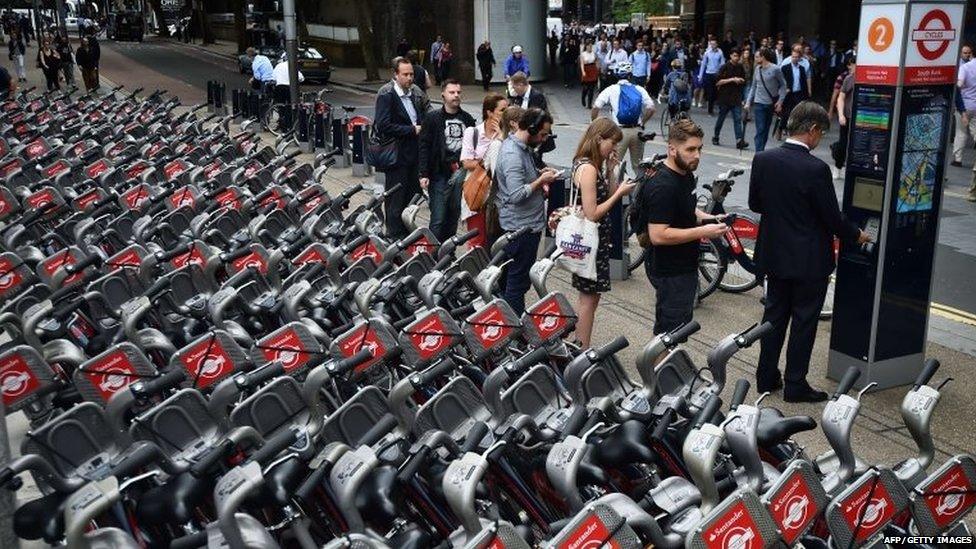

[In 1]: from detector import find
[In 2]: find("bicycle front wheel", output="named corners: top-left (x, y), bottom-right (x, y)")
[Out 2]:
top-left (820, 271), bottom-right (836, 320)
top-left (263, 104), bottom-right (284, 136)
top-left (660, 108), bottom-right (671, 140)
top-left (628, 241), bottom-right (646, 274)
top-left (718, 214), bottom-right (762, 293)
top-left (698, 239), bottom-right (725, 301)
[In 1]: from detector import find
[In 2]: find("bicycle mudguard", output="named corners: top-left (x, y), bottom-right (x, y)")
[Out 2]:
top-left (825, 468), bottom-right (911, 548)
top-left (910, 454), bottom-right (976, 537)
top-left (543, 501), bottom-right (642, 549)
top-left (0, 344), bottom-right (58, 414)
top-left (687, 488), bottom-right (780, 549)
top-left (521, 291), bottom-right (577, 347)
top-left (463, 298), bottom-right (521, 361)
top-left (74, 343), bottom-right (158, 405)
top-left (251, 321), bottom-right (327, 376)
top-left (760, 458), bottom-right (830, 545)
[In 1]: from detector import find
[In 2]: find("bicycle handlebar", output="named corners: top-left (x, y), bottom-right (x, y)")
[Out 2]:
top-left (914, 358), bottom-right (940, 390)
top-left (833, 366), bottom-right (861, 399)
top-left (729, 379), bottom-right (750, 411)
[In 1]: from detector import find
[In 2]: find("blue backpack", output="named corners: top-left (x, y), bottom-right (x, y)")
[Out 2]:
top-left (617, 84), bottom-right (642, 126)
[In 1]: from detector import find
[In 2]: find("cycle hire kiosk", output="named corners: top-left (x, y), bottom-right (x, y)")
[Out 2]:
top-left (829, 0), bottom-right (964, 389)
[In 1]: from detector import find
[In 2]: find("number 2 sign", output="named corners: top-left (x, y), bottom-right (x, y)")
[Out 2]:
top-left (856, 4), bottom-right (906, 84)
top-left (868, 17), bottom-right (895, 52)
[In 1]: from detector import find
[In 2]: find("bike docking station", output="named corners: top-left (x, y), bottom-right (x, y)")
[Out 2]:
top-left (546, 175), bottom-right (631, 281)
top-left (348, 117), bottom-right (373, 178)
top-left (206, 80), bottom-right (227, 116)
top-left (829, 0), bottom-right (964, 390)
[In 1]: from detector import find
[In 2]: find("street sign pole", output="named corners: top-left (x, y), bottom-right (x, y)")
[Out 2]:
top-left (828, 0), bottom-right (966, 389)
top-left (282, 0), bottom-right (300, 107)
top-left (55, 0), bottom-right (68, 36)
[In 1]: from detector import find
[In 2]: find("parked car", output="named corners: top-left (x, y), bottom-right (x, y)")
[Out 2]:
top-left (238, 45), bottom-right (332, 85)
top-left (105, 11), bottom-right (144, 41)
top-left (296, 47), bottom-right (332, 84)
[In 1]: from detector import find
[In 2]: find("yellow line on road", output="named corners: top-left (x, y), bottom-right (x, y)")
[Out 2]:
top-left (931, 302), bottom-right (976, 326)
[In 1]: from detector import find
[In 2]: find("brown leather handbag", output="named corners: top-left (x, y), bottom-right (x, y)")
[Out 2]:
top-left (462, 128), bottom-right (491, 210)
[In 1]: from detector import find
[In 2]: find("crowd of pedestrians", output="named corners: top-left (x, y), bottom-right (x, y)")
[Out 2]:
top-left (369, 18), bottom-right (878, 401)
top-left (1, 11), bottom-right (101, 95)
top-left (545, 22), bottom-right (856, 152)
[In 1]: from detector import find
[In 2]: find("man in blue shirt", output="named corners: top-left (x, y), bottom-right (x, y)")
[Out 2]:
top-left (629, 41), bottom-right (650, 87)
top-left (246, 48), bottom-right (275, 92)
top-left (698, 38), bottom-right (725, 115)
top-left (504, 45), bottom-right (530, 82)
top-left (494, 108), bottom-right (558, 314)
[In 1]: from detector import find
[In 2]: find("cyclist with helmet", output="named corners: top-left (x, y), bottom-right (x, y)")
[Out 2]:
top-left (664, 58), bottom-right (692, 118)
top-left (592, 62), bottom-right (656, 173)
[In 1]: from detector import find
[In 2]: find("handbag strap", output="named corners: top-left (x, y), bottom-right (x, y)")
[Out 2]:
top-left (569, 160), bottom-right (589, 206)
top-left (758, 66), bottom-right (774, 102)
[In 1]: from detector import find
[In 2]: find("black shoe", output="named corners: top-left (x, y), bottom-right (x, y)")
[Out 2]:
top-left (736, 140), bottom-right (749, 150)
top-left (951, 160), bottom-right (963, 167)
top-left (712, 137), bottom-right (720, 146)
top-left (757, 378), bottom-right (783, 393)
top-left (784, 385), bottom-right (829, 403)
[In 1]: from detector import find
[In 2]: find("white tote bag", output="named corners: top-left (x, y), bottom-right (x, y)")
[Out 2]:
top-left (553, 171), bottom-right (600, 280)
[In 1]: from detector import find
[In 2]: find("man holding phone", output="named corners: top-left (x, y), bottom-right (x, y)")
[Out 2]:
top-left (641, 118), bottom-right (728, 334)
top-left (494, 108), bottom-right (558, 315)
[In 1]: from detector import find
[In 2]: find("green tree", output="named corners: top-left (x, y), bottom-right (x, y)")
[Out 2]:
top-left (355, 0), bottom-right (380, 81)
top-left (612, 0), bottom-right (672, 23)
top-left (232, 0), bottom-right (246, 51)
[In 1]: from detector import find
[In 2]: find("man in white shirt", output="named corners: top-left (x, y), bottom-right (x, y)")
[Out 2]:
top-left (604, 38), bottom-right (629, 73)
top-left (272, 54), bottom-right (304, 104)
top-left (592, 63), bottom-right (656, 174)
top-left (698, 38), bottom-right (725, 115)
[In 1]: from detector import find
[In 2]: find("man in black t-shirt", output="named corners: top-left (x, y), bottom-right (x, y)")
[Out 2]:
top-left (640, 119), bottom-right (728, 334)
top-left (418, 79), bottom-right (476, 241)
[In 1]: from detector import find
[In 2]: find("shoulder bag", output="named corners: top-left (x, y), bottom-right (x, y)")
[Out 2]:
top-left (462, 127), bottom-right (492, 211)
top-left (365, 126), bottom-right (398, 172)
top-left (551, 162), bottom-right (600, 280)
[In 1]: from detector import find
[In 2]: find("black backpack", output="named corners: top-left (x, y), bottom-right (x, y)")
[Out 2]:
top-left (626, 169), bottom-right (660, 247)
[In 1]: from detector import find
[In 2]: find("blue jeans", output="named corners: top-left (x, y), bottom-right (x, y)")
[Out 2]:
top-left (428, 173), bottom-right (462, 242)
top-left (714, 104), bottom-right (744, 142)
top-left (502, 230), bottom-right (542, 315)
top-left (752, 103), bottom-right (774, 152)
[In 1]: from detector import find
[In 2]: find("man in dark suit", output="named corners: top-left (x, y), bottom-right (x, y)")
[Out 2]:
top-left (374, 57), bottom-right (430, 239)
top-left (507, 72), bottom-right (548, 111)
top-left (748, 101), bottom-right (871, 402)
top-left (779, 45), bottom-right (811, 133)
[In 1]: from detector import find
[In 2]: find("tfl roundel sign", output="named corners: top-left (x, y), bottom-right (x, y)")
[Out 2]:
top-left (904, 3), bottom-right (965, 85)
top-left (911, 9), bottom-right (956, 61)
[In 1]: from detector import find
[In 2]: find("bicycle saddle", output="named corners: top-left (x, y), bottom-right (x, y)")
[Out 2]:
top-left (756, 407), bottom-right (816, 447)
top-left (13, 490), bottom-right (69, 543)
top-left (354, 463), bottom-right (403, 530)
top-left (591, 419), bottom-right (656, 468)
top-left (341, 105), bottom-right (356, 113)
top-left (251, 455), bottom-right (310, 507)
top-left (136, 470), bottom-right (213, 526)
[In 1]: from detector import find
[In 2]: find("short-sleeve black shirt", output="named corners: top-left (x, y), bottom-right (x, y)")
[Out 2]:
top-left (640, 165), bottom-right (699, 276)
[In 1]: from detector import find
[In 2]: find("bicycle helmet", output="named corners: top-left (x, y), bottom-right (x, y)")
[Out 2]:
top-left (614, 62), bottom-right (632, 78)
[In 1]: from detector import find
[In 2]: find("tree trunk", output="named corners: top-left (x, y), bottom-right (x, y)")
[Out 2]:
top-left (232, 0), bottom-right (247, 51)
top-left (146, 0), bottom-right (170, 37)
top-left (195, 1), bottom-right (214, 45)
top-left (354, 0), bottom-right (380, 81)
